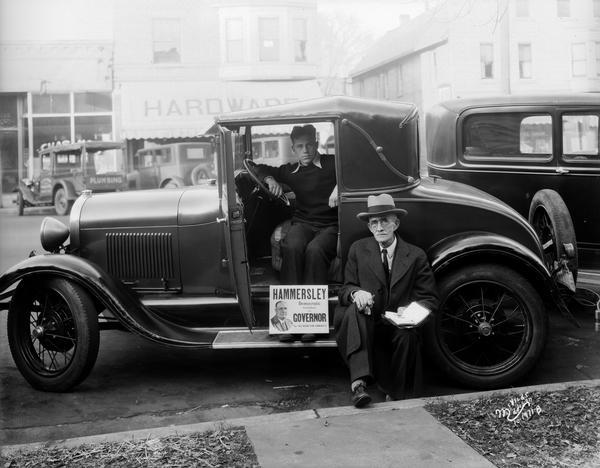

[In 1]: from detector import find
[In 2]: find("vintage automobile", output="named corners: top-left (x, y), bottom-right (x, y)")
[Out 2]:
top-left (127, 140), bottom-right (217, 190)
top-left (0, 96), bottom-right (574, 393)
top-left (16, 140), bottom-right (128, 216)
top-left (426, 94), bottom-right (600, 275)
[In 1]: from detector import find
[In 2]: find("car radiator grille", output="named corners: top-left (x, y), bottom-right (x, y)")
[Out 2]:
top-left (106, 232), bottom-right (174, 279)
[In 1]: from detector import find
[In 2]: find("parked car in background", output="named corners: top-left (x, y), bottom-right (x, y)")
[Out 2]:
top-left (426, 94), bottom-right (600, 275)
top-left (127, 140), bottom-right (217, 190)
top-left (16, 140), bottom-right (127, 216)
top-left (0, 97), bottom-right (574, 393)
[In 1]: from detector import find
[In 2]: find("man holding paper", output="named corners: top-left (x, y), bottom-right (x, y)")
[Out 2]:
top-left (334, 194), bottom-right (438, 407)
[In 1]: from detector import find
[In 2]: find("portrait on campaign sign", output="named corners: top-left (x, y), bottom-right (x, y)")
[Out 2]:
top-left (269, 286), bottom-right (329, 335)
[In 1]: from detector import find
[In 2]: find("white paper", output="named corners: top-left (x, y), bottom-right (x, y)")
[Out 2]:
top-left (384, 302), bottom-right (430, 327)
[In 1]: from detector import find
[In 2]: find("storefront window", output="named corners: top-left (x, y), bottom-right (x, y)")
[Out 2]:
top-left (32, 117), bottom-right (71, 153)
top-left (32, 94), bottom-right (70, 114)
top-left (74, 92), bottom-right (112, 113)
top-left (75, 115), bottom-right (113, 141)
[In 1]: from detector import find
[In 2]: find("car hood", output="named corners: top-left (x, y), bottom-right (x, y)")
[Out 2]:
top-left (73, 185), bottom-right (220, 230)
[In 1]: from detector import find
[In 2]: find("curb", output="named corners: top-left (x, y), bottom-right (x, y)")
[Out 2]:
top-left (3, 378), bottom-right (599, 456)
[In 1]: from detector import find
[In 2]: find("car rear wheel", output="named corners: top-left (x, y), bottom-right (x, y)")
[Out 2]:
top-left (16, 190), bottom-right (24, 216)
top-left (7, 277), bottom-right (100, 392)
top-left (54, 188), bottom-right (73, 216)
top-left (426, 264), bottom-right (547, 389)
top-left (528, 189), bottom-right (578, 281)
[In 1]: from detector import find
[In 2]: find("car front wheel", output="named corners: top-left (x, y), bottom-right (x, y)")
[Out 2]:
top-left (7, 277), bottom-right (100, 392)
top-left (54, 188), bottom-right (73, 216)
top-left (426, 264), bottom-right (547, 389)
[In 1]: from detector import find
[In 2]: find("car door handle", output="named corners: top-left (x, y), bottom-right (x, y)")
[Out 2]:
top-left (216, 217), bottom-right (227, 223)
top-left (556, 167), bottom-right (570, 174)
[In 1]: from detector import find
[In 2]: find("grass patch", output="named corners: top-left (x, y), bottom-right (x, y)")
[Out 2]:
top-left (426, 385), bottom-right (600, 467)
top-left (1, 426), bottom-right (259, 467)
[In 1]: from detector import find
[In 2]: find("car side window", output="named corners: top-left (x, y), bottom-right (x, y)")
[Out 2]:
top-left (41, 153), bottom-right (52, 171)
top-left (55, 151), bottom-right (81, 169)
top-left (462, 113), bottom-right (552, 161)
top-left (562, 114), bottom-right (599, 162)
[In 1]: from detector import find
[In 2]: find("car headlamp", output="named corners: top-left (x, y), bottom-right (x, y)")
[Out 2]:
top-left (40, 217), bottom-right (70, 252)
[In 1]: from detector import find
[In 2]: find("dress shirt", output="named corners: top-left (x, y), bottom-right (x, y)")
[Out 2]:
top-left (378, 236), bottom-right (397, 273)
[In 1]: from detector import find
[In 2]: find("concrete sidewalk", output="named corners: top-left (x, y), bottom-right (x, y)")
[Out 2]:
top-left (4, 379), bottom-right (599, 467)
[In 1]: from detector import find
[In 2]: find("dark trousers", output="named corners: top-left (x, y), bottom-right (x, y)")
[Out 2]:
top-left (334, 304), bottom-right (423, 400)
top-left (280, 221), bottom-right (337, 284)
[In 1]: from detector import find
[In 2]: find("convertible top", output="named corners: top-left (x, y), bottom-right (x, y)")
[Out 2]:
top-left (217, 95), bottom-right (418, 128)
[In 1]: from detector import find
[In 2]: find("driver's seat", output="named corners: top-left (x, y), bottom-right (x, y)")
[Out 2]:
top-left (270, 220), bottom-right (342, 283)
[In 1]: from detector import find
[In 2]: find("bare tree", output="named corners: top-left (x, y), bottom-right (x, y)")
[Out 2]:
top-left (317, 11), bottom-right (374, 95)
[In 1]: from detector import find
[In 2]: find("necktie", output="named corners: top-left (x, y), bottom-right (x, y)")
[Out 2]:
top-left (382, 248), bottom-right (390, 285)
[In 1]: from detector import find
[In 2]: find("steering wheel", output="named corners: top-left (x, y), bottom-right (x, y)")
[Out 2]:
top-left (242, 159), bottom-right (290, 206)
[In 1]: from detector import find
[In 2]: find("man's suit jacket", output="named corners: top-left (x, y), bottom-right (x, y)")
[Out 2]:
top-left (271, 316), bottom-right (293, 332)
top-left (336, 235), bottom-right (438, 358)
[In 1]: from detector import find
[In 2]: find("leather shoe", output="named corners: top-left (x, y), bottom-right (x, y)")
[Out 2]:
top-left (300, 334), bottom-right (317, 343)
top-left (278, 334), bottom-right (295, 342)
top-left (352, 384), bottom-right (371, 408)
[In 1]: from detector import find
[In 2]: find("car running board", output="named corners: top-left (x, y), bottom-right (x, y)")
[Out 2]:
top-left (212, 329), bottom-right (337, 349)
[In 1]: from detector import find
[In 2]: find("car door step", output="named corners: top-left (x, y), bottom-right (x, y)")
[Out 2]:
top-left (212, 329), bottom-right (337, 349)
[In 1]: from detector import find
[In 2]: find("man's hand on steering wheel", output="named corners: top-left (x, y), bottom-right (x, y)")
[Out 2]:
top-left (264, 176), bottom-right (283, 198)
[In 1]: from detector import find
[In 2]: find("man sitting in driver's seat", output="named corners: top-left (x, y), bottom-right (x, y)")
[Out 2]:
top-left (255, 124), bottom-right (338, 287)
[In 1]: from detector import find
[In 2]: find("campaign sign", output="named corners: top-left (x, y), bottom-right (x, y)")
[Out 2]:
top-left (269, 285), bottom-right (329, 335)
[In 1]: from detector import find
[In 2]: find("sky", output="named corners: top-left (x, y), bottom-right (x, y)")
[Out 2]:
top-left (0, 0), bottom-right (426, 42)
top-left (318, 0), bottom-right (426, 38)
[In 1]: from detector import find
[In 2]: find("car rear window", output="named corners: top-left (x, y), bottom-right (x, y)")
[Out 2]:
top-left (462, 112), bottom-right (553, 162)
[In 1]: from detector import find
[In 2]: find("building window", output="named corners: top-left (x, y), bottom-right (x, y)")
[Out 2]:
top-left (518, 43), bottom-right (532, 78)
top-left (293, 18), bottom-right (307, 62)
top-left (152, 18), bottom-right (181, 64)
top-left (258, 17), bottom-right (279, 62)
top-left (595, 0), bottom-right (600, 17)
top-left (225, 18), bottom-right (243, 63)
top-left (516, 0), bottom-right (529, 17)
top-left (557, 0), bottom-right (570, 17)
top-left (571, 43), bottom-right (587, 77)
top-left (32, 94), bottom-right (70, 114)
top-left (74, 92), bottom-right (112, 113)
top-left (480, 43), bottom-right (494, 78)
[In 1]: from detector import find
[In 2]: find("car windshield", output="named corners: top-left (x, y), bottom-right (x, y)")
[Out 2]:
top-left (88, 148), bottom-right (124, 174)
top-left (247, 122), bottom-right (335, 169)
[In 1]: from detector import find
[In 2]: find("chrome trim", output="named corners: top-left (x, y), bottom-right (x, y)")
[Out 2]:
top-left (68, 191), bottom-right (89, 250)
top-left (142, 296), bottom-right (239, 307)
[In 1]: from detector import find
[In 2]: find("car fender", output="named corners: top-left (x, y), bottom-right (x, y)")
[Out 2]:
top-left (0, 254), bottom-right (215, 347)
top-left (428, 231), bottom-right (554, 298)
top-left (17, 179), bottom-right (36, 204)
top-left (53, 180), bottom-right (78, 200)
top-left (160, 176), bottom-right (185, 188)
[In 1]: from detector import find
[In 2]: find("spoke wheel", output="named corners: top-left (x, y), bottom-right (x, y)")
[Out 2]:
top-left (8, 277), bottom-right (99, 392)
top-left (529, 189), bottom-right (577, 281)
top-left (54, 188), bottom-right (72, 216)
top-left (426, 264), bottom-right (547, 389)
